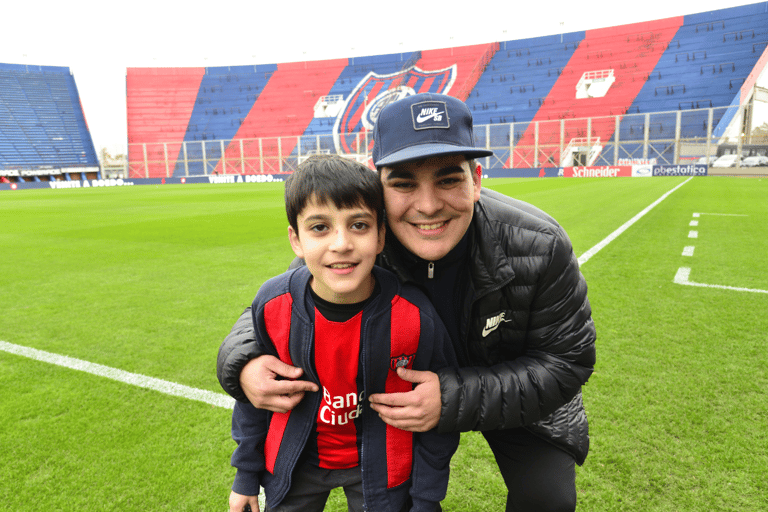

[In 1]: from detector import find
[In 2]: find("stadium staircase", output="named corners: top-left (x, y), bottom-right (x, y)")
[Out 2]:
top-left (0, 63), bottom-right (98, 177)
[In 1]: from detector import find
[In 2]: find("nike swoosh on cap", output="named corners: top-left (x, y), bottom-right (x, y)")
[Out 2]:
top-left (416, 111), bottom-right (445, 123)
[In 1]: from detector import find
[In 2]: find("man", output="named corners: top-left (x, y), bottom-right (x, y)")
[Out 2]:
top-left (218, 93), bottom-right (596, 511)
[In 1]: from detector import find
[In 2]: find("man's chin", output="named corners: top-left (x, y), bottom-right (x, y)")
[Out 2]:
top-left (402, 241), bottom-right (451, 262)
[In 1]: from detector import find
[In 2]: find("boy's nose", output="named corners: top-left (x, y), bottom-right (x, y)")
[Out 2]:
top-left (330, 229), bottom-right (353, 251)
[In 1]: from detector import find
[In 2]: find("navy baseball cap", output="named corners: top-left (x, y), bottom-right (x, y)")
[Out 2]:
top-left (372, 92), bottom-right (494, 168)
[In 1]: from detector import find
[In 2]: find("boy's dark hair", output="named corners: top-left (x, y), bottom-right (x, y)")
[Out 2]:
top-left (285, 154), bottom-right (384, 233)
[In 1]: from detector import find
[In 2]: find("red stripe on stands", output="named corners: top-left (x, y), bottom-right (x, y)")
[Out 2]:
top-left (344, 80), bottom-right (385, 135)
top-left (509, 17), bottom-right (684, 167)
top-left (416, 43), bottom-right (498, 100)
top-left (216, 59), bottom-right (348, 174)
top-left (126, 68), bottom-right (206, 178)
top-left (421, 75), bottom-right (436, 93)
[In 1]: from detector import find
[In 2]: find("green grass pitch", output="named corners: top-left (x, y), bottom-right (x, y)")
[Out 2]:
top-left (1, 177), bottom-right (766, 511)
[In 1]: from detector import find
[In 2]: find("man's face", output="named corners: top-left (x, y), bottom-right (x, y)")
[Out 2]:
top-left (380, 155), bottom-right (481, 262)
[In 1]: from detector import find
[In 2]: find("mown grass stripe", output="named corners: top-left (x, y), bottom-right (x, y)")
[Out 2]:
top-left (577, 177), bottom-right (693, 266)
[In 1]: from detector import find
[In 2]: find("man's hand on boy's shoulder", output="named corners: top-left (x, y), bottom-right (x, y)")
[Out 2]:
top-left (229, 490), bottom-right (259, 512)
top-left (369, 368), bottom-right (441, 432)
top-left (240, 355), bottom-right (319, 413)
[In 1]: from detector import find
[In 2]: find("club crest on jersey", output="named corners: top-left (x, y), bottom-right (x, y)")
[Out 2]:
top-left (333, 64), bottom-right (457, 157)
top-left (390, 353), bottom-right (415, 371)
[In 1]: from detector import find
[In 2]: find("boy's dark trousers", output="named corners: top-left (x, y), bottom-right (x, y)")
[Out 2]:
top-left (263, 459), bottom-right (442, 512)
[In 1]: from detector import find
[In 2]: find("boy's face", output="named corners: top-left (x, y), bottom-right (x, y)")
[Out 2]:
top-left (380, 154), bottom-right (481, 262)
top-left (288, 195), bottom-right (385, 304)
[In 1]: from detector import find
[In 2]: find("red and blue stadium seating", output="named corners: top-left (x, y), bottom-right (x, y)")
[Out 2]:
top-left (126, 2), bottom-right (768, 176)
top-left (0, 63), bottom-right (99, 178)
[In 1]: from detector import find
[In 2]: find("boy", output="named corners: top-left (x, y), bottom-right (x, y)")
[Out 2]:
top-left (226, 154), bottom-right (459, 512)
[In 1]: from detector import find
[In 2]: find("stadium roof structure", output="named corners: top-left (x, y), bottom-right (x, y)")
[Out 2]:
top-left (126, 2), bottom-right (768, 177)
top-left (0, 63), bottom-right (99, 175)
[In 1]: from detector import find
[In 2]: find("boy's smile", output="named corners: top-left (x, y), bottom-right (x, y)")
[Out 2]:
top-left (288, 195), bottom-right (385, 304)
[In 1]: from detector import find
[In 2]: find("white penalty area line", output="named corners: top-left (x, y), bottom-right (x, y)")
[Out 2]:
top-left (578, 177), bottom-right (693, 266)
top-left (0, 340), bottom-right (235, 410)
top-left (674, 267), bottom-right (768, 294)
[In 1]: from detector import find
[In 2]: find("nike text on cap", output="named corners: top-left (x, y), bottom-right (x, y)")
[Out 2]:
top-left (372, 92), bottom-right (494, 167)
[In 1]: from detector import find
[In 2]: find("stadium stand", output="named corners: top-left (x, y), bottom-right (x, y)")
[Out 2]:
top-left (0, 63), bottom-right (99, 182)
top-left (125, 2), bottom-right (768, 177)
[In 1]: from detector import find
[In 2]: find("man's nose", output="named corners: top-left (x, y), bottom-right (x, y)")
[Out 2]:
top-left (414, 185), bottom-right (443, 215)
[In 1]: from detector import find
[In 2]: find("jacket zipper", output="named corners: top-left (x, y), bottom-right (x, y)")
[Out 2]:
top-left (427, 262), bottom-right (434, 279)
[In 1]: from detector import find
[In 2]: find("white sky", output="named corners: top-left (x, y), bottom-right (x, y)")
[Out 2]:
top-left (0, 0), bottom-right (760, 155)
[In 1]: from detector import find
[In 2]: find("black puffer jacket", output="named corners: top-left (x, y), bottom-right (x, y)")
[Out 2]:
top-left (379, 188), bottom-right (596, 464)
top-left (217, 188), bottom-right (596, 464)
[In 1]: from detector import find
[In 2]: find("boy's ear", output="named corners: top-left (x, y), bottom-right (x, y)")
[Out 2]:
top-left (376, 223), bottom-right (386, 254)
top-left (288, 226), bottom-right (304, 258)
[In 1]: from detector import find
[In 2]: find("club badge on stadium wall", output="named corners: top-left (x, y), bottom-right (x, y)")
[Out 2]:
top-left (333, 65), bottom-right (457, 159)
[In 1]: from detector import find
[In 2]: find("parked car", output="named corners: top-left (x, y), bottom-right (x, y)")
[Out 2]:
top-left (711, 154), bottom-right (740, 167)
top-left (697, 156), bottom-right (717, 165)
top-left (741, 155), bottom-right (768, 167)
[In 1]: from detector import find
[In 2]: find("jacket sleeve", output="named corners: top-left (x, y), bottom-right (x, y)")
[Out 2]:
top-left (436, 226), bottom-right (596, 433)
top-left (230, 400), bottom-right (270, 496)
top-left (217, 306), bottom-right (265, 403)
top-left (217, 259), bottom-right (305, 402)
top-left (409, 309), bottom-right (460, 511)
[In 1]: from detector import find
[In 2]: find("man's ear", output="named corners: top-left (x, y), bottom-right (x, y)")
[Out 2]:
top-left (288, 226), bottom-right (304, 259)
top-left (473, 163), bottom-right (483, 202)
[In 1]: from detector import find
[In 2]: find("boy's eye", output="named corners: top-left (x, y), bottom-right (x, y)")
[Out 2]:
top-left (309, 224), bottom-right (328, 233)
top-left (351, 221), bottom-right (369, 230)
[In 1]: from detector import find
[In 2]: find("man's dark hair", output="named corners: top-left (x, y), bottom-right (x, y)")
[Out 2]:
top-left (375, 157), bottom-right (478, 174)
top-left (285, 154), bottom-right (384, 233)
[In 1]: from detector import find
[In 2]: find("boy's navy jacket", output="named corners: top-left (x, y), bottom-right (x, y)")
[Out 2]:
top-left (230, 265), bottom-right (459, 512)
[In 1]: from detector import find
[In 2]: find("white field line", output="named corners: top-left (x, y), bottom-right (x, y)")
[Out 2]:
top-left (693, 213), bottom-right (748, 216)
top-left (673, 267), bottom-right (768, 294)
top-left (0, 340), bottom-right (236, 409)
top-left (578, 177), bottom-right (693, 266)
top-left (1, 339), bottom-right (259, 505)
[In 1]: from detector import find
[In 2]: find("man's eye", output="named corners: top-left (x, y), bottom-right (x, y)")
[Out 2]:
top-left (391, 181), bottom-right (415, 189)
